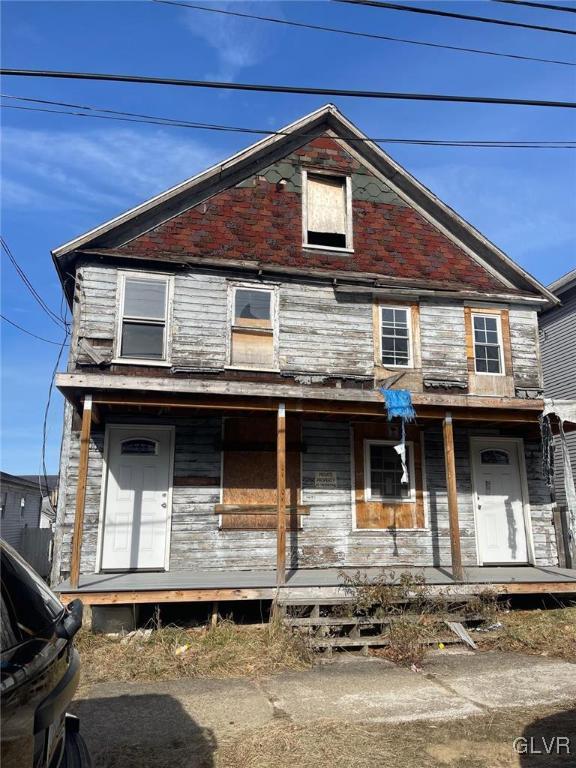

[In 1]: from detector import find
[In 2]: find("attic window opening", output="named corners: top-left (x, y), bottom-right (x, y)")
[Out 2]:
top-left (304, 172), bottom-right (351, 250)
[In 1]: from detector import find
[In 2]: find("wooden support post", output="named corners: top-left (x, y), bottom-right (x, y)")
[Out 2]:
top-left (211, 601), bottom-right (219, 627)
top-left (69, 394), bottom-right (93, 589)
top-left (276, 402), bottom-right (287, 587)
top-left (442, 412), bottom-right (464, 581)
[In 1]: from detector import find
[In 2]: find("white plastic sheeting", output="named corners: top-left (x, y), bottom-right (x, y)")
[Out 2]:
top-left (543, 398), bottom-right (576, 561)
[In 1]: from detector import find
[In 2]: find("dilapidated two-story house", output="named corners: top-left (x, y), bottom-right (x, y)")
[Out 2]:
top-left (51, 105), bottom-right (576, 612)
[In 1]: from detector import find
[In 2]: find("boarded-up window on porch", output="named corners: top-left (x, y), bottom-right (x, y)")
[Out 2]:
top-left (306, 174), bottom-right (348, 249)
top-left (220, 416), bottom-right (301, 529)
top-left (230, 288), bottom-right (275, 368)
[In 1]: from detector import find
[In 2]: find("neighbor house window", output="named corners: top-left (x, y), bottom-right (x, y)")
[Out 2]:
top-left (381, 307), bottom-right (412, 367)
top-left (118, 274), bottom-right (171, 361)
top-left (303, 171), bottom-right (352, 249)
top-left (472, 313), bottom-right (503, 374)
top-left (364, 440), bottom-right (415, 502)
top-left (229, 286), bottom-right (277, 369)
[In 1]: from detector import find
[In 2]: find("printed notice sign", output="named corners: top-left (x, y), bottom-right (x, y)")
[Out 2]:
top-left (314, 471), bottom-right (337, 489)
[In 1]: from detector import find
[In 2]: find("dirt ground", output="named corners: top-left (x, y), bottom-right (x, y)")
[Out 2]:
top-left (74, 608), bottom-right (576, 767)
top-left (79, 702), bottom-right (576, 768)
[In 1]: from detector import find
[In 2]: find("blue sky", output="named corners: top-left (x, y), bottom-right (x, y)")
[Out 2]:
top-left (1, 0), bottom-right (575, 474)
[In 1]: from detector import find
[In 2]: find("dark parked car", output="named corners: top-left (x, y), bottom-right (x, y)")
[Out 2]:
top-left (0, 539), bottom-right (90, 767)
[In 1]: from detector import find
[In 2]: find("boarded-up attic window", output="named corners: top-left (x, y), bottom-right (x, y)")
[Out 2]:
top-left (305, 173), bottom-right (350, 249)
top-left (229, 286), bottom-right (276, 369)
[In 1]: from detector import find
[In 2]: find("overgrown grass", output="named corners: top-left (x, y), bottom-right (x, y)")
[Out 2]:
top-left (75, 619), bottom-right (311, 689)
top-left (476, 606), bottom-right (576, 662)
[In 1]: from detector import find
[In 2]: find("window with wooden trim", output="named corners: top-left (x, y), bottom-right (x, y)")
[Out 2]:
top-left (380, 306), bottom-right (412, 367)
top-left (303, 171), bottom-right (352, 249)
top-left (229, 285), bottom-right (277, 369)
top-left (354, 423), bottom-right (424, 529)
top-left (364, 440), bottom-right (415, 503)
top-left (472, 313), bottom-right (503, 375)
top-left (117, 273), bottom-right (171, 361)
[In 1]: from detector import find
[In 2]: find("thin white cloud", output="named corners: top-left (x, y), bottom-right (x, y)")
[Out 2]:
top-left (181, 2), bottom-right (277, 81)
top-left (1, 126), bottom-right (220, 214)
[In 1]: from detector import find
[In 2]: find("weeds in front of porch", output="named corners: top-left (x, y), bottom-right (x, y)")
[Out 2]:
top-left (75, 619), bottom-right (311, 689)
top-left (475, 606), bottom-right (576, 662)
top-left (337, 570), bottom-right (504, 667)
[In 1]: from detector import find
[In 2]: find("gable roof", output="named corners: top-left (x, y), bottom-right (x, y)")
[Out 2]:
top-left (548, 268), bottom-right (576, 297)
top-left (52, 104), bottom-right (557, 304)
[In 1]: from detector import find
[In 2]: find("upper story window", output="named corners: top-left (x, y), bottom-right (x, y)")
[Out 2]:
top-left (229, 285), bottom-right (277, 370)
top-left (302, 170), bottom-right (352, 250)
top-left (381, 306), bottom-right (412, 368)
top-left (473, 313), bottom-right (503, 375)
top-left (117, 273), bottom-right (172, 362)
top-left (364, 440), bottom-right (415, 503)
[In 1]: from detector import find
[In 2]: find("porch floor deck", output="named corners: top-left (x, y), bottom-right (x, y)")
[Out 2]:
top-left (56, 565), bottom-right (576, 605)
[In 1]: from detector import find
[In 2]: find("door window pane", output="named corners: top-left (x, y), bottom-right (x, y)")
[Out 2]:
top-left (480, 449), bottom-right (510, 465)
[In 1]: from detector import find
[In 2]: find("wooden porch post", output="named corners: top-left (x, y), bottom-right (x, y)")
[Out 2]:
top-left (70, 394), bottom-right (93, 589)
top-left (442, 411), bottom-right (464, 581)
top-left (276, 402), bottom-right (287, 587)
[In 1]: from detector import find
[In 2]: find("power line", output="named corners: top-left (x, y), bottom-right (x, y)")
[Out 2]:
top-left (41, 329), bottom-right (68, 515)
top-left (334, 0), bottom-right (576, 35)
top-left (1, 236), bottom-right (67, 329)
top-left (492, 0), bottom-right (576, 14)
top-left (0, 313), bottom-right (69, 345)
top-left (3, 97), bottom-right (576, 148)
top-left (152, 0), bottom-right (576, 67)
top-left (2, 69), bottom-right (576, 108)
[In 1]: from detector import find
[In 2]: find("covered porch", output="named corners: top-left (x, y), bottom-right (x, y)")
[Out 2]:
top-left (55, 372), bottom-right (572, 603)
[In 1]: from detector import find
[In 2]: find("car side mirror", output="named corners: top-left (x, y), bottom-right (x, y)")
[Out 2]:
top-left (55, 598), bottom-right (83, 640)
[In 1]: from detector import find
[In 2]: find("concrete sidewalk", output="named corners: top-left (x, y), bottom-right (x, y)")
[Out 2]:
top-left (72, 650), bottom-right (576, 756)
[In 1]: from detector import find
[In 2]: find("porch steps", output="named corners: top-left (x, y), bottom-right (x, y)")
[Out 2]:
top-left (283, 610), bottom-right (484, 655)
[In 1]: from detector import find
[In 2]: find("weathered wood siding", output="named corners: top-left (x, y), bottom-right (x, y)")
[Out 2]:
top-left (509, 306), bottom-right (543, 392)
top-left (74, 263), bottom-right (546, 392)
top-left (54, 416), bottom-right (557, 580)
top-left (419, 302), bottom-right (468, 385)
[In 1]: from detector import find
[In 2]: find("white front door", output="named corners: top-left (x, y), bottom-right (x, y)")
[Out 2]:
top-left (101, 426), bottom-right (173, 571)
top-left (472, 439), bottom-right (529, 565)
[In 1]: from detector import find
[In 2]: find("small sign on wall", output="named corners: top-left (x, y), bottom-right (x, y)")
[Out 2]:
top-left (314, 471), bottom-right (337, 489)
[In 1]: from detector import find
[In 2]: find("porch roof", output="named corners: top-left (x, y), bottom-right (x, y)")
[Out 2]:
top-left (55, 372), bottom-right (544, 422)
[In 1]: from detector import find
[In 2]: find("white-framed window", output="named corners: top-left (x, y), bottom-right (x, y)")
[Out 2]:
top-left (380, 306), bottom-right (412, 368)
top-left (228, 284), bottom-right (278, 370)
top-left (302, 169), bottom-right (353, 251)
top-left (472, 313), bottom-right (504, 375)
top-left (116, 272), bottom-right (172, 363)
top-left (364, 440), bottom-right (416, 503)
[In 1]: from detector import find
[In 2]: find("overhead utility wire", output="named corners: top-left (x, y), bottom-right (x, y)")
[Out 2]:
top-left (3, 99), bottom-right (575, 148)
top-left (0, 313), bottom-right (68, 346)
top-left (152, 0), bottom-right (575, 67)
top-left (492, 0), bottom-right (576, 14)
top-left (2, 70), bottom-right (576, 108)
top-left (334, 0), bottom-right (576, 35)
top-left (1, 237), bottom-right (67, 329)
